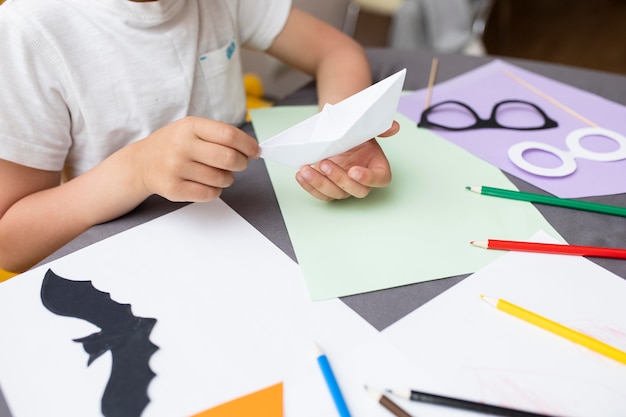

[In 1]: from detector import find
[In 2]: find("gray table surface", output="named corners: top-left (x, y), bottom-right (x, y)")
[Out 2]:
top-left (3, 48), bottom-right (626, 416)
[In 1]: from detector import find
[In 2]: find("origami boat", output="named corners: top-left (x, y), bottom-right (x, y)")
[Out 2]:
top-left (260, 68), bottom-right (407, 169)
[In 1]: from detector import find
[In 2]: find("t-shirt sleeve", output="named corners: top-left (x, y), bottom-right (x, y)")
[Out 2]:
top-left (0, 14), bottom-right (72, 171)
top-left (236, 0), bottom-right (292, 51)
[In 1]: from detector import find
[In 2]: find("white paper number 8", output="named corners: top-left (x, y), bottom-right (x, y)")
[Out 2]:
top-left (508, 127), bottom-right (626, 177)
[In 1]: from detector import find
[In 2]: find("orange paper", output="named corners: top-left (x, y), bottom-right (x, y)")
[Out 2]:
top-left (192, 382), bottom-right (283, 417)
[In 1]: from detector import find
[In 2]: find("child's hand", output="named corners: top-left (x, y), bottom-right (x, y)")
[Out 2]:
top-left (295, 121), bottom-right (400, 200)
top-left (131, 116), bottom-right (260, 202)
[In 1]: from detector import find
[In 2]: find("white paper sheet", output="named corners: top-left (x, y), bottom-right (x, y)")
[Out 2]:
top-left (260, 69), bottom-right (407, 169)
top-left (383, 230), bottom-right (626, 417)
top-left (0, 200), bottom-right (440, 417)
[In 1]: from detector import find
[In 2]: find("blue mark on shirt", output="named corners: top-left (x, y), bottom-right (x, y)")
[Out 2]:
top-left (198, 39), bottom-right (236, 62)
top-left (226, 40), bottom-right (236, 60)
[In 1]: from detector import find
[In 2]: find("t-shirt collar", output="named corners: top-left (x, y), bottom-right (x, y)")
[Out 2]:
top-left (93, 0), bottom-right (186, 28)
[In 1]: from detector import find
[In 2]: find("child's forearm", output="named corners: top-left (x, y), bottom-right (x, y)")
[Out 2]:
top-left (266, 7), bottom-right (372, 108)
top-left (315, 40), bottom-right (372, 108)
top-left (0, 117), bottom-right (259, 272)
top-left (0, 148), bottom-right (149, 272)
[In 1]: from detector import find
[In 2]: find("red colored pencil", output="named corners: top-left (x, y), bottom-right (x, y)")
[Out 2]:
top-left (471, 239), bottom-right (626, 260)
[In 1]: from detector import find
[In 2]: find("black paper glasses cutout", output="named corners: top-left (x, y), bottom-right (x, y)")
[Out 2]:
top-left (418, 99), bottom-right (558, 131)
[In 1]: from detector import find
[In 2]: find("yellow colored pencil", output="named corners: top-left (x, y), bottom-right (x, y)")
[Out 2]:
top-left (481, 295), bottom-right (626, 366)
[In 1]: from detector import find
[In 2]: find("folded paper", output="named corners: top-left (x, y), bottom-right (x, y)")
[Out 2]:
top-left (260, 69), bottom-right (407, 169)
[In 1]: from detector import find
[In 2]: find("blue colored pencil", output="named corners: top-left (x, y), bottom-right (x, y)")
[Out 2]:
top-left (315, 343), bottom-right (352, 417)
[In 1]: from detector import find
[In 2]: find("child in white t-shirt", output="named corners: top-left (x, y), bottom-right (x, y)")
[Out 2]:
top-left (0, 0), bottom-right (399, 272)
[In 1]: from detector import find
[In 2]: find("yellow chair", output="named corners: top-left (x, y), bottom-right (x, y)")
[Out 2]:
top-left (244, 73), bottom-right (272, 121)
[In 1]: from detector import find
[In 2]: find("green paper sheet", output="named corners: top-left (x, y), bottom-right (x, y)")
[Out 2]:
top-left (251, 106), bottom-right (562, 300)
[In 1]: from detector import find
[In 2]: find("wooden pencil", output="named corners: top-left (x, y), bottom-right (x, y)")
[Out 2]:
top-left (316, 344), bottom-right (352, 417)
top-left (466, 185), bottom-right (626, 217)
top-left (387, 387), bottom-right (553, 417)
top-left (482, 295), bottom-right (626, 366)
top-left (471, 239), bottom-right (626, 260)
top-left (366, 386), bottom-right (413, 417)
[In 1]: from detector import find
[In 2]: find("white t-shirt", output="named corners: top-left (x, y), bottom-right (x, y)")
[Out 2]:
top-left (0, 0), bottom-right (291, 178)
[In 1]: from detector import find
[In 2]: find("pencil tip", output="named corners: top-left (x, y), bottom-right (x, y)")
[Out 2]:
top-left (388, 388), bottom-right (411, 399)
top-left (471, 240), bottom-right (488, 249)
top-left (480, 295), bottom-right (498, 307)
top-left (365, 385), bottom-right (384, 398)
top-left (365, 385), bottom-right (383, 401)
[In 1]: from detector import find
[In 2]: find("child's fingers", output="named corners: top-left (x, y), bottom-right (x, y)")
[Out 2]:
top-left (377, 120), bottom-right (400, 138)
top-left (191, 117), bottom-right (260, 158)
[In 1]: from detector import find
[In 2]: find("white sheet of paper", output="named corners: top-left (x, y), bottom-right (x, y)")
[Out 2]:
top-left (260, 69), bottom-right (407, 169)
top-left (383, 230), bottom-right (626, 417)
top-left (0, 200), bottom-right (440, 417)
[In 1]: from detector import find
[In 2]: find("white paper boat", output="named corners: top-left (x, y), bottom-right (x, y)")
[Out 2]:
top-left (260, 68), bottom-right (407, 169)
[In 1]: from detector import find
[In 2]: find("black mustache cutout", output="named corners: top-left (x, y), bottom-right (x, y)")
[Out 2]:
top-left (418, 99), bottom-right (559, 131)
top-left (40, 269), bottom-right (158, 417)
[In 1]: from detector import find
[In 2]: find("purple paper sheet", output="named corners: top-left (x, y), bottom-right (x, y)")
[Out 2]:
top-left (398, 60), bottom-right (626, 198)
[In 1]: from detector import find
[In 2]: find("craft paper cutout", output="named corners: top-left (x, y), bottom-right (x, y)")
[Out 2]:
top-left (508, 126), bottom-right (626, 177)
top-left (418, 99), bottom-right (558, 131)
top-left (259, 69), bottom-right (406, 169)
top-left (398, 60), bottom-right (626, 198)
top-left (41, 269), bottom-right (158, 417)
top-left (417, 99), bottom-right (626, 178)
top-left (191, 383), bottom-right (283, 417)
top-left (384, 230), bottom-right (626, 416)
top-left (252, 107), bottom-right (562, 300)
top-left (0, 200), bottom-right (438, 416)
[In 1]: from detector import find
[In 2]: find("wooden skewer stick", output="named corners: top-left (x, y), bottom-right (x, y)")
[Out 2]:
top-left (424, 57), bottom-right (439, 109)
top-left (503, 69), bottom-right (598, 127)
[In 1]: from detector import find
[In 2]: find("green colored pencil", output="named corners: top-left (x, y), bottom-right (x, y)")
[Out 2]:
top-left (466, 186), bottom-right (626, 217)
